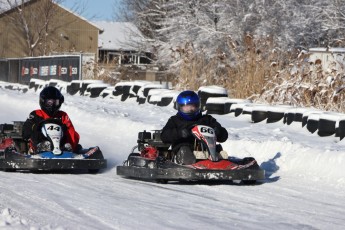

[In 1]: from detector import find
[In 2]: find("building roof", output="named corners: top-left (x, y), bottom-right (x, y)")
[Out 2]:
top-left (92, 21), bottom-right (146, 52)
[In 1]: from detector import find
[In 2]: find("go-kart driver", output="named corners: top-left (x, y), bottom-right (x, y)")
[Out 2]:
top-left (22, 86), bottom-right (80, 153)
top-left (160, 90), bottom-right (228, 165)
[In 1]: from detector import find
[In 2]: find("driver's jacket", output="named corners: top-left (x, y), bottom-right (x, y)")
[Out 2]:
top-left (22, 109), bottom-right (80, 151)
top-left (160, 113), bottom-right (228, 152)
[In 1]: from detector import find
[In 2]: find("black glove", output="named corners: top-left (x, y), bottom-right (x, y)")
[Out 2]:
top-left (180, 128), bottom-right (192, 138)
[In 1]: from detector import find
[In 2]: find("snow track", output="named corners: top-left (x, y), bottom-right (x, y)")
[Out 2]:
top-left (1, 88), bottom-right (345, 229)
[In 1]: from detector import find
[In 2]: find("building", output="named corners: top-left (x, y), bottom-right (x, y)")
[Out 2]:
top-left (0, 0), bottom-right (101, 60)
top-left (309, 47), bottom-right (345, 72)
top-left (0, 0), bottom-right (157, 83)
top-left (94, 21), bottom-right (152, 65)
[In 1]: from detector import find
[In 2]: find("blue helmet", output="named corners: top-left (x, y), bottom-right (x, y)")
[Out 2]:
top-left (176, 90), bottom-right (201, 120)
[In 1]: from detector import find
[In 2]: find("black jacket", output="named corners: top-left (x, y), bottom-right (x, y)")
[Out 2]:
top-left (160, 113), bottom-right (228, 150)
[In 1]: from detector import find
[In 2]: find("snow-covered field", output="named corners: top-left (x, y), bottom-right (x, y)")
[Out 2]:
top-left (0, 86), bottom-right (345, 230)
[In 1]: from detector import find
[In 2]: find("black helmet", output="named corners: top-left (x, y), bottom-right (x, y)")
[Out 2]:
top-left (39, 86), bottom-right (64, 116)
top-left (176, 90), bottom-right (201, 120)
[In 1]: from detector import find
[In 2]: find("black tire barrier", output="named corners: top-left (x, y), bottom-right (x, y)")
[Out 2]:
top-left (206, 103), bottom-right (225, 111)
top-left (29, 81), bottom-right (36, 89)
top-left (101, 92), bottom-right (110, 98)
top-left (147, 95), bottom-right (159, 105)
top-left (198, 89), bottom-right (228, 111)
top-left (34, 84), bottom-right (41, 92)
top-left (89, 87), bottom-right (108, 98)
top-left (138, 97), bottom-right (146, 104)
top-left (302, 115), bottom-right (308, 127)
top-left (302, 110), bottom-right (323, 128)
top-left (206, 109), bottom-right (226, 115)
top-left (338, 120), bottom-right (345, 140)
top-left (284, 112), bottom-right (295, 125)
top-left (206, 103), bottom-right (226, 114)
top-left (67, 82), bottom-right (81, 95)
top-left (317, 118), bottom-right (336, 137)
top-left (306, 118), bottom-right (319, 134)
top-left (80, 83), bottom-right (91, 95)
top-left (251, 110), bottom-right (267, 123)
top-left (114, 85), bottom-right (123, 96)
top-left (121, 94), bottom-right (130, 102)
top-left (143, 87), bottom-right (155, 97)
top-left (131, 85), bottom-right (141, 95)
top-left (242, 109), bottom-right (252, 115)
top-left (235, 108), bottom-right (243, 117)
top-left (157, 97), bottom-right (173, 107)
top-left (267, 111), bottom-right (284, 123)
top-left (122, 85), bottom-right (131, 94)
top-left (294, 112), bottom-right (303, 122)
top-left (224, 103), bottom-right (232, 114)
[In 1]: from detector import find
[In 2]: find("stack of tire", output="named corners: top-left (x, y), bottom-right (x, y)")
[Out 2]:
top-left (266, 105), bottom-right (293, 123)
top-left (205, 97), bottom-right (231, 115)
top-left (137, 83), bottom-right (166, 104)
top-left (317, 112), bottom-right (345, 137)
top-left (147, 89), bottom-right (171, 105)
top-left (67, 80), bottom-right (83, 95)
top-left (198, 86), bottom-right (228, 112)
top-left (80, 80), bottom-right (103, 96)
top-left (251, 105), bottom-right (269, 123)
top-left (84, 83), bottom-right (110, 98)
top-left (230, 102), bottom-right (252, 117)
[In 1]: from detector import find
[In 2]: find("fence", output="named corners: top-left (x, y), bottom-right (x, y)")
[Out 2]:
top-left (0, 55), bottom-right (82, 84)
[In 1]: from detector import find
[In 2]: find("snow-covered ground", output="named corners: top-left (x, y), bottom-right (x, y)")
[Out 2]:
top-left (0, 86), bottom-right (345, 229)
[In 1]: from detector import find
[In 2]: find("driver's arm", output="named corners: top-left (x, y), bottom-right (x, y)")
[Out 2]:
top-left (22, 111), bottom-right (40, 141)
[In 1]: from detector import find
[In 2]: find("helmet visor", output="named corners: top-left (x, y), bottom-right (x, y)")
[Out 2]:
top-left (180, 103), bottom-right (199, 114)
top-left (44, 99), bottom-right (60, 108)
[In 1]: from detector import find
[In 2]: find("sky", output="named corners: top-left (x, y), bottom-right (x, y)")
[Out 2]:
top-left (0, 81), bottom-right (345, 229)
top-left (61, 0), bottom-right (120, 21)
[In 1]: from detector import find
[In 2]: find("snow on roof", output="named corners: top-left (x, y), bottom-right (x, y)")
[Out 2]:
top-left (198, 85), bottom-right (228, 95)
top-left (92, 21), bottom-right (145, 51)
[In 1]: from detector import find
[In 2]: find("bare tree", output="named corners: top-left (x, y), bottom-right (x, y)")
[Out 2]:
top-left (1, 0), bottom-right (85, 56)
